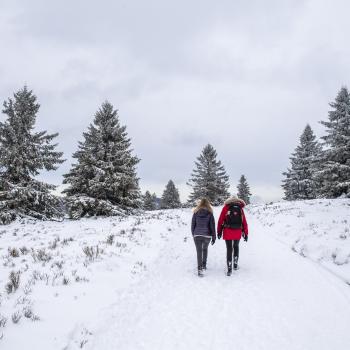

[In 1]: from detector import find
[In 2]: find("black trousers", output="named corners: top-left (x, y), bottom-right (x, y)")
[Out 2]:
top-left (194, 236), bottom-right (211, 268)
top-left (225, 239), bottom-right (240, 263)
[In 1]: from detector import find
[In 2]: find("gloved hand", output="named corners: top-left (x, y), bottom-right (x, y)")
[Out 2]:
top-left (217, 232), bottom-right (222, 239)
top-left (211, 238), bottom-right (216, 245)
top-left (243, 233), bottom-right (248, 242)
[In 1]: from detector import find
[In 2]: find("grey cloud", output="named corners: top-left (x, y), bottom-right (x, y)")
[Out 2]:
top-left (1, 0), bottom-right (350, 201)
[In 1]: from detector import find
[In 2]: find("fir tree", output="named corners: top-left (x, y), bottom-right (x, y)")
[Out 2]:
top-left (187, 144), bottom-right (230, 206)
top-left (160, 180), bottom-right (181, 209)
top-left (0, 86), bottom-right (64, 224)
top-left (143, 191), bottom-right (157, 211)
top-left (282, 124), bottom-right (322, 200)
top-left (63, 101), bottom-right (141, 218)
top-left (237, 175), bottom-right (252, 204)
top-left (151, 193), bottom-right (159, 209)
top-left (314, 87), bottom-right (350, 198)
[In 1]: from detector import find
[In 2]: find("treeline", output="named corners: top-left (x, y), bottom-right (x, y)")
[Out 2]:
top-left (0, 86), bottom-right (251, 224)
top-left (282, 86), bottom-right (350, 200)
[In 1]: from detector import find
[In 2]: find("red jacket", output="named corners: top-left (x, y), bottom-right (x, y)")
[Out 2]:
top-left (217, 199), bottom-right (248, 241)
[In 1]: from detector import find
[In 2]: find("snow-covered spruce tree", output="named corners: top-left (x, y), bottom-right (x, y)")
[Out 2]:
top-left (63, 101), bottom-right (141, 218)
top-left (237, 175), bottom-right (252, 204)
top-left (187, 144), bottom-right (230, 206)
top-left (282, 124), bottom-right (322, 201)
top-left (143, 191), bottom-right (157, 211)
top-left (314, 87), bottom-right (350, 198)
top-left (151, 193), bottom-right (159, 209)
top-left (0, 86), bottom-right (64, 224)
top-left (160, 180), bottom-right (181, 209)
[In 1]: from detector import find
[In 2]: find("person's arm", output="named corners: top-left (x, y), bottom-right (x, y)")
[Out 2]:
top-left (210, 214), bottom-right (216, 240)
top-left (191, 213), bottom-right (196, 235)
top-left (217, 206), bottom-right (227, 237)
top-left (242, 209), bottom-right (248, 236)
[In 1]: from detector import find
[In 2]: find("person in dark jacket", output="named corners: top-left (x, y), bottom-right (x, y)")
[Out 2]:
top-left (217, 196), bottom-right (248, 276)
top-left (191, 198), bottom-right (216, 277)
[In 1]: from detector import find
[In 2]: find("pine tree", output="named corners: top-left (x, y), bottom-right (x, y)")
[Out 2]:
top-left (237, 175), bottom-right (252, 204)
top-left (151, 193), bottom-right (158, 209)
top-left (160, 180), bottom-right (181, 209)
top-left (282, 124), bottom-right (322, 200)
top-left (143, 191), bottom-right (157, 211)
top-left (187, 144), bottom-right (230, 206)
top-left (314, 87), bottom-right (350, 198)
top-left (0, 86), bottom-right (64, 224)
top-left (63, 101), bottom-right (141, 218)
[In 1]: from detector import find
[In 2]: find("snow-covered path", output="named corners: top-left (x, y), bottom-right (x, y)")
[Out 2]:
top-left (73, 208), bottom-right (350, 350)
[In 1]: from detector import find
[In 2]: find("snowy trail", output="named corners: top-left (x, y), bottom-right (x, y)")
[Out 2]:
top-left (71, 209), bottom-right (350, 350)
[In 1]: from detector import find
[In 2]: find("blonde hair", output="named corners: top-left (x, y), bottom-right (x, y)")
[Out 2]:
top-left (194, 198), bottom-right (213, 213)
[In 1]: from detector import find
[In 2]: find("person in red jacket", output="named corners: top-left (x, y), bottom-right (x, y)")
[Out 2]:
top-left (217, 196), bottom-right (248, 276)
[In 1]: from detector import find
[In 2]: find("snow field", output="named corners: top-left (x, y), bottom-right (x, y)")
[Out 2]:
top-left (0, 211), bottom-right (187, 348)
top-left (76, 205), bottom-right (350, 350)
top-left (0, 199), bottom-right (350, 349)
top-left (247, 198), bottom-right (350, 284)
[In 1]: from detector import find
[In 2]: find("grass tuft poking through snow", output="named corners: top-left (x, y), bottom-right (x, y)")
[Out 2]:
top-left (5, 271), bottom-right (20, 294)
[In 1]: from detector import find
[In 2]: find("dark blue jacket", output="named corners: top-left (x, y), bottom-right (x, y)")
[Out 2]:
top-left (191, 208), bottom-right (216, 239)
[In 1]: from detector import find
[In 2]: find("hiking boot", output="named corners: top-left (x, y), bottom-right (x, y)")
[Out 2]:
top-left (198, 267), bottom-right (204, 277)
top-left (233, 256), bottom-right (238, 270)
top-left (227, 262), bottom-right (232, 276)
top-left (202, 262), bottom-right (207, 270)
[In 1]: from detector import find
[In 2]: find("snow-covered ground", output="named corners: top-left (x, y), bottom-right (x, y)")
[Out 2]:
top-left (247, 198), bottom-right (350, 284)
top-left (1, 199), bottom-right (350, 349)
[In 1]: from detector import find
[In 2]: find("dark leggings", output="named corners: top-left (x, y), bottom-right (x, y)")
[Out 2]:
top-left (194, 236), bottom-right (211, 268)
top-left (225, 240), bottom-right (240, 263)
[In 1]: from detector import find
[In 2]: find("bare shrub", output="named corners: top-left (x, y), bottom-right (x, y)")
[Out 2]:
top-left (134, 218), bottom-right (141, 226)
top-left (20, 246), bottom-right (29, 255)
top-left (11, 311), bottom-right (21, 324)
top-left (31, 248), bottom-right (52, 263)
top-left (75, 276), bottom-right (89, 283)
top-left (5, 271), bottom-right (20, 294)
top-left (23, 306), bottom-right (40, 321)
top-left (49, 237), bottom-right (60, 250)
top-left (0, 315), bottom-right (7, 328)
top-left (82, 246), bottom-right (101, 260)
top-left (62, 237), bottom-right (74, 246)
top-left (23, 285), bottom-right (32, 295)
top-left (8, 247), bottom-right (20, 258)
top-left (31, 314), bottom-right (40, 322)
top-left (106, 234), bottom-right (114, 245)
top-left (116, 242), bottom-right (127, 248)
top-left (23, 276), bottom-right (36, 295)
top-left (52, 260), bottom-right (64, 269)
top-left (51, 272), bottom-right (63, 286)
top-left (131, 261), bottom-right (147, 274)
top-left (32, 270), bottom-right (49, 284)
top-left (32, 270), bottom-right (40, 281)
top-left (23, 307), bottom-right (33, 319)
top-left (37, 249), bottom-right (52, 262)
top-left (62, 277), bottom-right (70, 285)
top-left (15, 296), bottom-right (31, 306)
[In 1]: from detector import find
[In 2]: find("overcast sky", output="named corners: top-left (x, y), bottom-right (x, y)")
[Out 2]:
top-left (1, 0), bottom-right (350, 202)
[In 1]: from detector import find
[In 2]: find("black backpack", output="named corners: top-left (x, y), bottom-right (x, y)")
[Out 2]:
top-left (224, 204), bottom-right (242, 229)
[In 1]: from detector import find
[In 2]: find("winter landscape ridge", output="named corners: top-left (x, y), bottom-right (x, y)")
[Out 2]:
top-left (0, 198), bottom-right (350, 350)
